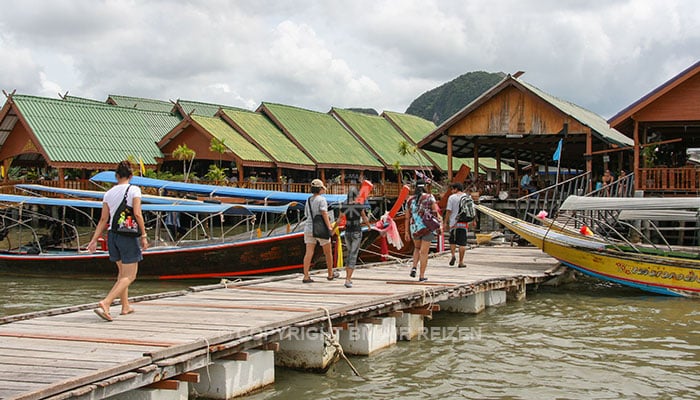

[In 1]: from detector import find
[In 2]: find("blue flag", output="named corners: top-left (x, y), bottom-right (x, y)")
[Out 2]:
top-left (552, 138), bottom-right (563, 161)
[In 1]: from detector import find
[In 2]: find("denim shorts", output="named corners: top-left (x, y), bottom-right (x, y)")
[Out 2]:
top-left (108, 233), bottom-right (144, 264)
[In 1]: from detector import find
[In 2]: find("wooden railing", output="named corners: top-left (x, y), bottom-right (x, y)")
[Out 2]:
top-left (638, 167), bottom-right (700, 193)
top-left (1, 179), bottom-right (405, 199)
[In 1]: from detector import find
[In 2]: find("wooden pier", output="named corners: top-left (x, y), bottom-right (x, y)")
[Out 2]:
top-left (0, 246), bottom-right (562, 400)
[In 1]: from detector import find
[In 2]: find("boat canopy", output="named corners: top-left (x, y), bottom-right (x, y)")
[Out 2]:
top-left (0, 194), bottom-right (289, 216)
top-left (15, 184), bottom-right (205, 205)
top-left (560, 195), bottom-right (700, 211)
top-left (617, 210), bottom-right (700, 222)
top-left (90, 171), bottom-right (348, 204)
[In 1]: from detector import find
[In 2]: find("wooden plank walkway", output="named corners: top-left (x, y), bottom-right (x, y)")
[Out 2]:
top-left (0, 246), bottom-right (561, 400)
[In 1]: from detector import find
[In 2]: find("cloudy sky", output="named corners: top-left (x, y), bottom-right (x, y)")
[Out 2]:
top-left (0, 0), bottom-right (697, 119)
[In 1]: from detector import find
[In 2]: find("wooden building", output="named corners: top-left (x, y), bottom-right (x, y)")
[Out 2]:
top-left (417, 73), bottom-right (633, 189)
top-left (608, 60), bottom-right (700, 194)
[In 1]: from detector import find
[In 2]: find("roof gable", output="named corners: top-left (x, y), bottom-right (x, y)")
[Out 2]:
top-left (382, 111), bottom-right (437, 143)
top-left (219, 109), bottom-right (315, 169)
top-left (259, 102), bottom-right (383, 169)
top-left (609, 60), bottom-right (700, 127)
top-left (332, 108), bottom-right (432, 169)
top-left (9, 94), bottom-right (175, 165)
top-left (190, 115), bottom-right (272, 163)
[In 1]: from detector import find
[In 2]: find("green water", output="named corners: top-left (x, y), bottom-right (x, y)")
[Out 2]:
top-left (0, 275), bottom-right (697, 399)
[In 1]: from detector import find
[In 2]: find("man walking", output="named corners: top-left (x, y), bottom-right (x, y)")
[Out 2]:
top-left (444, 183), bottom-right (469, 268)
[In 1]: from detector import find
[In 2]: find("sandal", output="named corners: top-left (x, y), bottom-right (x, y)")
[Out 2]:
top-left (327, 271), bottom-right (340, 280)
top-left (410, 267), bottom-right (417, 278)
top-left (94, 302), bottom-right (113, 322)
top-left (302, 277), bottom-right (314, 283)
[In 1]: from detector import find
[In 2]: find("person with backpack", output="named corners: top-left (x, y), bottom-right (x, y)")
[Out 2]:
top-left (87, 160), bottom-right (149, 321)
top-left (444, 183), bottom-right (473, 268)
top-left (404, 180), bottom-right (441, 281)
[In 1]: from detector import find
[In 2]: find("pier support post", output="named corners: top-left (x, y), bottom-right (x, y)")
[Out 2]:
top-left (338, 317), bottom-right (396, 355)
top-left (507, 280), bottom-right (526, 302)
top-left (484, 290), bottom-right (506, 307)
top-left (439, 292), bottom-right (485, 314)
top-left (275, 327), bottom-right (339, 372)
top-left (109, 383), bottom-right (188, 400)
top-left (396, 313), bottom-right (424, 341)
top-left (190, 350), bottom-right (274, 399)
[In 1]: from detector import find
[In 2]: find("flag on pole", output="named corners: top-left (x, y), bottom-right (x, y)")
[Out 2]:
top-left (0, 165), bottom-right (4, 179)
top-left (139, 157), bottom-right (146, 176)
top-left (552, 138), bottom-right (563, 161)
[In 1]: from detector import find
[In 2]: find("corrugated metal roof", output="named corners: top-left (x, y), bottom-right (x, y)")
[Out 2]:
top-left (220, 109), bottom-right (315, 167)
top-left (63, 95), bottom-right (105, 105)
top-left (260, 103), bottom-right (383, 169)
top-left (177, 100), bottom-right (246, 117)
top-left (107, 94), bottom-right (175, 113)
top-left (382, 111), bottom-right (437, 143)
top-left (332, 108), bottom-right (427, 169)
top-left (517, 79), bottom-right (633, 147)
top-left (191, 115), bottom-right (272, 163)
top-left (11, 94), bottom-right (176, 165)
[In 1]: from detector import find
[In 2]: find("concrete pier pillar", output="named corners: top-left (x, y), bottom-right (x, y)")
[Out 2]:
top-left (396, 313), bottom-right (424, 341)
top-left (108, 383), bottom-right (188, 400)
top-left (338, 317), bottom-right (396, 355)
top-left (484, 290), bottom-right (507, 307)
top-left (190, 350), bottom-right (274, 399)
top-left (275, 327), bottom-right (339, 372)
top-left (507, 280), bottom-right (527, 302)
top-left (439, 292), bottom-right (485, 314)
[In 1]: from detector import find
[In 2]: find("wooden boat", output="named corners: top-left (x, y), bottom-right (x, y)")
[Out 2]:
top-left (476, 204), bottom-right (700, 298)
top-left (0, 193), bottom-right (316, 279)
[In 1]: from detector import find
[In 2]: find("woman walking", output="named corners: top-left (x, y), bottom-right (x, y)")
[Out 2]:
top-left (87, 160), bottom-right (149, 321)
top-left (404, 180), bottom-right (441, 281)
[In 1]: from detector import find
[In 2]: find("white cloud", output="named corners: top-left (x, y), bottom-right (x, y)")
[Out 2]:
top-left (0, 0), bottom-right (697, 118)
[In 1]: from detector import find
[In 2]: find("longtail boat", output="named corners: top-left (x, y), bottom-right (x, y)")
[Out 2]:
top-left (476, 204), bottom-right (700, 298)
top-left (0, 193), bottom-right (315, 279)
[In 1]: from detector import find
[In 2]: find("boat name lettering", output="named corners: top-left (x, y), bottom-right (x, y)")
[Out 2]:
top-left (616, 262), bottom-right (700, 283)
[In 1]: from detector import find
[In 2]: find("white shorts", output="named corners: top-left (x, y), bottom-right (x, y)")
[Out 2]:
top-left (304, 231), bottom-right (331, 246)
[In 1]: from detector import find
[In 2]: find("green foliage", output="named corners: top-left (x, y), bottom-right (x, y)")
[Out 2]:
top-left (203, 164), bottom-right (228, 184)
top-left (406, 71), bottom-right (505, 125)
top-left (209, 137), bottom-right (227, 167)
top-left (173, 144), bottom-right (196, 182)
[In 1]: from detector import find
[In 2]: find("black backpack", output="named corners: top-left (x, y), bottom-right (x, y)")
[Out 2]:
top-left (456, 194), bottom-right (475, 223)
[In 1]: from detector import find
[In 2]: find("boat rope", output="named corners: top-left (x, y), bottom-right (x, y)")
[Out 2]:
top-left (420, 287), bottom-right (435, 313)
top-left (190, 337), bottom-right (212, 397)
top-left (318, 306), bottom-right (365, 380)
top-left (219, 278), bottom-right (242, 288)
top-left (358, 247), bottom-right (412, 265)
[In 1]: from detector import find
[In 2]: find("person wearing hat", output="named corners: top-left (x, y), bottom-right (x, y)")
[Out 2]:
top-left (302, 178), bottom-right (338, 283)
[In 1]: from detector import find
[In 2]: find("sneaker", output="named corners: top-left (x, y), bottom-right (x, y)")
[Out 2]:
top-left (410, 267), bottom-right (417, 278)
top-left (419, 277), bottom-right (428, 282)
top-left (327, 271), bottom-right (340, 280)
top-left (458, 264), bottom-right (467, 268)
top-left (344, 281), bottom-right (353, 288)
top-left (449, 256), bottom-right (456, 266)
top-left (302, 278), bottom-right (314, 283)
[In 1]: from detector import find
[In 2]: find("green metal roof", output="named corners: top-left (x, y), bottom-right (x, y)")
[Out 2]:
top-left (220, 109), bottom-right (314, 167)
top-left (260, 103), bottom-right (383, 169)
top-left (11, 94), bottom-right (177, 165)
top-left (517, 79), bottom-right (633, 147)
top-left (382, 111), bottom-right (437, 143)
top-left (63, 95), bottom-right (105, 105)
top-left (331, 108), bottom-right (428, 169)
top-left (191, 115), bottom-right (272, 163)
top-left (177, 100), bottom-right (246, 117)
top-left (107, 94), bottom-right (175, 113)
